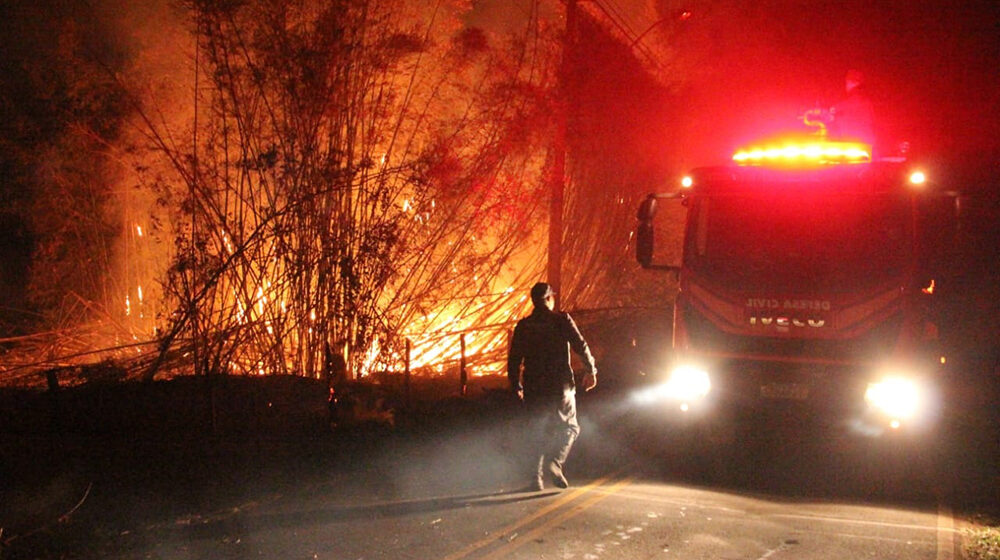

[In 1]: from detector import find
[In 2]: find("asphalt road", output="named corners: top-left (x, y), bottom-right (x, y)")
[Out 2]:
top-left (123, 473), bottom-right (962, 560)
top-left (5, 380), bottom-right (997, 560)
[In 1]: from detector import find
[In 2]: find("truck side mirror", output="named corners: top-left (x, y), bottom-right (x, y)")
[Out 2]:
top-left (637, 219), bottom-right (654, 267)
top-left (635, 193), bottom-right (685, 272)
top-left (637, 196), bottom-right (658, 221)
top-left (636, 196), bottom-right (658, 268)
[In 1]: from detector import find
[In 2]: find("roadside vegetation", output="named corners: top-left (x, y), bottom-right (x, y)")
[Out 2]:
top-left (965, 515), bottom-right (1000, 560)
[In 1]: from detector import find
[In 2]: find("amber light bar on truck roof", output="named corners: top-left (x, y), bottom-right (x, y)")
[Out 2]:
top-left (733, 140), bottom-right (872, 165)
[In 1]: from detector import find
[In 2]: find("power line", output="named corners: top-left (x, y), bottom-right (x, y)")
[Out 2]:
top-left (601, 0), bottom-right (644, 39)
top-left (586, 0), bottom-right (668, 73)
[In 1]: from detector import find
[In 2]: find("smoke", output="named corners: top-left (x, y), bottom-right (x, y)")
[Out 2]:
top-left (652, 0), bottom-right (1000, 165)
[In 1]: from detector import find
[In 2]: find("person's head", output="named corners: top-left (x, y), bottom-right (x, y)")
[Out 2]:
top-left (845, 69), bottom-right (865, 94)
top-left (530, 282), bottom-right (556, 310)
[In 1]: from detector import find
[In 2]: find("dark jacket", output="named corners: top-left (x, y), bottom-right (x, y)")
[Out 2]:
top-left (507, 307), bottom-right (596, 397)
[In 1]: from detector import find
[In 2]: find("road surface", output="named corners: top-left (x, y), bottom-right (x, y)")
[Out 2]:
top-left (3, 383), bottom-right (996, 559)
top-left (4, 392), bottom-right (996, 560)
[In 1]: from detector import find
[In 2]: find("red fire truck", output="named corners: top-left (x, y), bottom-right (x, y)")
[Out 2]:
top-left (635, 136), bottom-right (951, 434)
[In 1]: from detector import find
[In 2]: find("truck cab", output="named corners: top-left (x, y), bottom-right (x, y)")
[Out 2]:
top-left (635, 138), bottom-right (949, 434)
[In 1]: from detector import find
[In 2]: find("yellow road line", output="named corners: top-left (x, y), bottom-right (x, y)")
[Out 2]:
top-left (936, 504), bottom-right (955, 560)
top-left (480, 477), bottom-right (633, 560)
top-left (440, 474), bottom-right (619, 560)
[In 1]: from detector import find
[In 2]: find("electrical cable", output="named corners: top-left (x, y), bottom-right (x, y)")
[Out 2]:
top-left (586, 0), bottom-right (667, 71)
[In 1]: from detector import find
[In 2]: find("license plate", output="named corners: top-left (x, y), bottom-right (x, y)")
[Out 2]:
top-left (760, 383), bottom-right (809, 400)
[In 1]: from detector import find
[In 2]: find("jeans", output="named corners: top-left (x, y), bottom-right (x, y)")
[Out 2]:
top-left (525, 386), bottom-right (580, 481)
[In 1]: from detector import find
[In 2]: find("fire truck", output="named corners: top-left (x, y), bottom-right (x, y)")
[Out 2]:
top-left (634, 135), bottom-right (953, 435)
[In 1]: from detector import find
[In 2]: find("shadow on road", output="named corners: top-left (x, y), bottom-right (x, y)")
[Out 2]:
top-left (164, 487), bottom-right (558, 542)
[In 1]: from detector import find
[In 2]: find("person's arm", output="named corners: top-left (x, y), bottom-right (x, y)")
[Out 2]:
top-left (563, 314), bottom-right (598, 391)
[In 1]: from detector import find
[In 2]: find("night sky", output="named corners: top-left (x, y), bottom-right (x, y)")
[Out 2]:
top-left (636, 0), bottom-right (1000, 172)
top-left (477, 0), bottom-right (1000, 184)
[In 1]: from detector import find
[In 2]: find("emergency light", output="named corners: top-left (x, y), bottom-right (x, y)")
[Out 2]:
top-left (733, 140), bottom-right (871, 165)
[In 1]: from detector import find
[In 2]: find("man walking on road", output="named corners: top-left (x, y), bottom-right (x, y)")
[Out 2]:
top-left (507, 282), bottom-right (597, 491)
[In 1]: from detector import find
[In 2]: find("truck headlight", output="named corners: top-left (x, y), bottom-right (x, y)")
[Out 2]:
top-left (631, 364), bottom-right (711, 410)
top-left (864, 376), bottom-right (923, 421)
top-left (664, 365), bottom-right (712, 402)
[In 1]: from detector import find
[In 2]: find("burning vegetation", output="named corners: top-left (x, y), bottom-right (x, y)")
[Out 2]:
top-left (129, 0), bottom-right (560, 382)
top-left (1, 0), bottom-right (672, 388)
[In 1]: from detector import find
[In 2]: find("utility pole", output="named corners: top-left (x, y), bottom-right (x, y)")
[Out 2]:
top-left (548, 0), bottom-right (576, 308)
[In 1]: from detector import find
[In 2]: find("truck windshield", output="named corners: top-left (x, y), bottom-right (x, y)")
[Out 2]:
top-left (685, 190), bottom-right (912, 293)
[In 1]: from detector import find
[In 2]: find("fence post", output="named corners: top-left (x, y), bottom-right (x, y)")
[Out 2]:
top-left (508, 328), bottom-right (516, 392)
top-left (404, 339), bottom-right (411, 407)
top-left (45, 369), bottom-right (60, 393)
top-left (460, 334), bottom-right (468, 397)
top-left (45, 368), bottom-right (62, 435)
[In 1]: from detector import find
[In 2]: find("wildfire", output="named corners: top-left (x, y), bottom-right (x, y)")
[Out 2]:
top-left (396, 288), bottom-right (528, 378)
top-left (1, 0), bottom-right (558, 390)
